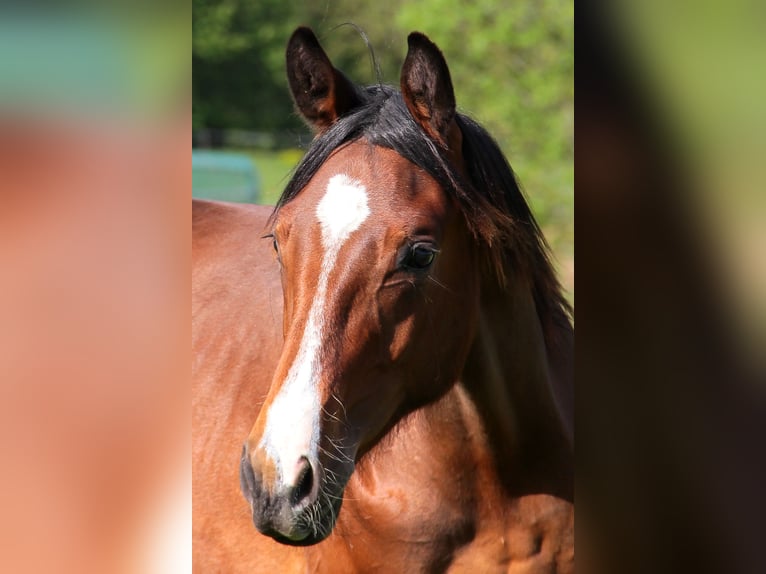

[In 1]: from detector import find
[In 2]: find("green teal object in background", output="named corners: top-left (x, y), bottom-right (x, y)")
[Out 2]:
top-left (192, 151), bottom-right (261, 204)
top-left (0, 16), bottom-right (187, 119)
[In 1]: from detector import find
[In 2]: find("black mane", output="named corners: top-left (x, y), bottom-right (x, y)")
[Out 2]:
top-left (275, 84), bottom-right (572, 330)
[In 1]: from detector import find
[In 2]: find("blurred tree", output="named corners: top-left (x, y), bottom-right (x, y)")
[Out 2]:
top-left (192, 0), bottom-right (299, 132)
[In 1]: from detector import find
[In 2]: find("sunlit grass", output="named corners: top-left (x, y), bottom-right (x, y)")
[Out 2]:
top-left (236, 148), bottom-right (303, 205)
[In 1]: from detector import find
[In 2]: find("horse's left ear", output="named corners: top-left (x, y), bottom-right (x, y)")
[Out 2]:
top-left (400, 32), bottom-right (461, 151)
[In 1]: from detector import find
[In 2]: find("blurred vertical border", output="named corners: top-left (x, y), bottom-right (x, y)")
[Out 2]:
top-left (0, 5), bottom-right (190, 574)
top-left (577, 1), bottom-right (766, 573)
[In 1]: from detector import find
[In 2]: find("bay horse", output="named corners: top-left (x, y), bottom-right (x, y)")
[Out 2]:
top-left (193, 27), bottom-right (573, 573)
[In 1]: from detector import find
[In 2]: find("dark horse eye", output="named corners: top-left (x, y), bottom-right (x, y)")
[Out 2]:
top-left (264, 233), bottom-right (280, 260)
top-left (403, 245), bottom-right (436, 270)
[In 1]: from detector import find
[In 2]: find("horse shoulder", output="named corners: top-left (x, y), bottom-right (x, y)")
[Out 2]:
top-left (448, 385), bottom-right (574, 574)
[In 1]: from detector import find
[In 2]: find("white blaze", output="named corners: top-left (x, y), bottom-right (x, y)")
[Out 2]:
top-left (260, 174), bottom-right (370, 485)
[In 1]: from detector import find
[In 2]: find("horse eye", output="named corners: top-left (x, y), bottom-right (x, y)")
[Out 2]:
top-left (265, 233), bottom-right (281, 262)
top-left (404, 245), bottom-right (436, 270)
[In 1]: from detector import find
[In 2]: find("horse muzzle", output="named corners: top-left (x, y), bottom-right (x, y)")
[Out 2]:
top-left (239, 444), bottom-right (340, 545)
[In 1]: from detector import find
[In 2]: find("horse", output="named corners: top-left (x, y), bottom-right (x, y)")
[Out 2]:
top-left (192, 27), bottom-right (574, 573)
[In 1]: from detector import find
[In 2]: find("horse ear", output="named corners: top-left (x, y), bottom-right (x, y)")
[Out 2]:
top-left (400, 32), bottom-right (461, 150)
top-left (286, 27), bottom-right (362, 133)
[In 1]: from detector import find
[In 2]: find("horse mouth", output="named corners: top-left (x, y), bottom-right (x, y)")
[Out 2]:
top-left (254, 489), bottom-right (344, 546)
top-left (266, 529), bottom-right (327, 547)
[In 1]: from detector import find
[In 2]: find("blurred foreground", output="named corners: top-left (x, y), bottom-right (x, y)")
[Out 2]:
top-left (0, 11), bottom-right (190, 574)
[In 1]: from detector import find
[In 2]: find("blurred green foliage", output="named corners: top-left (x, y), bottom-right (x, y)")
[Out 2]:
top-left (193, 0), bottom-right (573, 283)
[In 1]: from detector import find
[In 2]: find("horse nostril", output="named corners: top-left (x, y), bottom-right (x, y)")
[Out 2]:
top-left (290, 456), bottom-right (314, 508)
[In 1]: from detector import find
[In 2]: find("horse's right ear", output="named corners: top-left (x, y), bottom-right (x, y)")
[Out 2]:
top-left (286, 27), bottom-right (362, 133)
top-left (400, 32), bottom-right (460, 151)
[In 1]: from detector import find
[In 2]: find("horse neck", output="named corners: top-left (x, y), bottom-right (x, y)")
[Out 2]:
top-left (460, 270), bottom-right (574, 500)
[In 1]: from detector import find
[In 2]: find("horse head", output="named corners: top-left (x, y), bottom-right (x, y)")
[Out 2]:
top-left (240, 28), bottom-right (484, 545)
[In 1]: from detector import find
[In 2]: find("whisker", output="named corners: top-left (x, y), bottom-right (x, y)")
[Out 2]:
top-left (427, 274), bottom-right (453, 293)
top-left (318, 445), bottom-right (353, 464)
top-left (321, 406), bottom-right (345, 424)
top-left (326, 436), bottom-right (355, 454)
top-left (330, 392), bottom-right (349, 419)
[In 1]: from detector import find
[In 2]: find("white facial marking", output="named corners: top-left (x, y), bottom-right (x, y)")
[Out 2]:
top-left (260, 174), bottom-right (370, 486)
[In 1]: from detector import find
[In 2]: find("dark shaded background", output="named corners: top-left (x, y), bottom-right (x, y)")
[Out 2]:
top-left (577, 1), bottom-right (766, 572)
